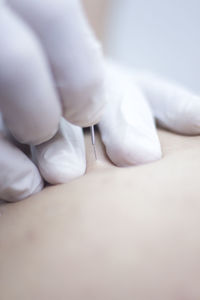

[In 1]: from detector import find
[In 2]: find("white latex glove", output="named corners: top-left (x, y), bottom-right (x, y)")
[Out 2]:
top-left (24, 60), bottom-right (200, 191)
top-left (98, 61), bottom-right (200, 166)
top-left (0, 0), bottom-right (105, 201)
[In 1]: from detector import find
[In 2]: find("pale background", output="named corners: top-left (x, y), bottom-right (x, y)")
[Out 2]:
top-left (84, 0), bottom-right (200, 93)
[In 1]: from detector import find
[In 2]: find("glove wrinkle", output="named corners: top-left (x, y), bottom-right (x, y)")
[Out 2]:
top-left (33, 118), bottom-right (86, 184)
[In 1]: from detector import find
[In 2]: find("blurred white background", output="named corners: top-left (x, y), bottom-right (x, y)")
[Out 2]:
top-left (105, 0), bottom-right (200, 92)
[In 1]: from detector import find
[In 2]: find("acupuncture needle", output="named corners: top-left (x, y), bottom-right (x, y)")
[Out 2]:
top-left (90, 125), bottom-right (97, 160)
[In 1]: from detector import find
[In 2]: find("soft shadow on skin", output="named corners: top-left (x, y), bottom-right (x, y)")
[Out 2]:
top-left (1, 128), bottom-right (200, 210)
top-left (1, 128), bottom-right (200, 249)
top-left (0, 205), bottom-right (4, 215)
top-left (0, 128), bottom-right (114, 211)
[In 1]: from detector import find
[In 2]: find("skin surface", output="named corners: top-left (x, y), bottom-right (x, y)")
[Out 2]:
top-left (82, 0), bottom-right (107, 42)
top-left (0, 130), bottom-right (200, 300)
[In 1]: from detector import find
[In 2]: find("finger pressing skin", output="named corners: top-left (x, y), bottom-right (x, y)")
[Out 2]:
top-left (32, 118), bottom-right (86, 184)
top-left (99, 62), bottom-right (162, 167)
top-left (8, 0), bottom-right (106, 127)
top-left (0, 133), bottom-right (43, 202)
top-left (0, 6), bottom-right (61, 145)
top-left (135, 72), bottom-right (200, 135)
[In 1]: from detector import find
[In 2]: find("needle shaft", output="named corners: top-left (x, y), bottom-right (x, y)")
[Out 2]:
top-left (90, 126), bottom-right (97, 160)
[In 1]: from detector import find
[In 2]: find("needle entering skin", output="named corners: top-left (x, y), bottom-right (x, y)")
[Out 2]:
top-left (90, 125), bottom-right (97, 160)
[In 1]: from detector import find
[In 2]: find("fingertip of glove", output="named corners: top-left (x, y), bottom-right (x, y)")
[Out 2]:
top-left (13, 121), bottom-right (60, 146)
top-left (175, 96), bottom-right (200, 135)
top-left (5, 168), bottom-right (44, 202)
top-left (39, 158), bottom-right (86, 185)
top-left (33, 118), bottom-right (86, 185)
top-left (35, 144), bottom-right (86, 185)
top-left (105, 138), bottom-right (162, 167)
top-left (62, 78), bottom-right (107, 127)
top-left (64, 102), bottom-right (105, 127)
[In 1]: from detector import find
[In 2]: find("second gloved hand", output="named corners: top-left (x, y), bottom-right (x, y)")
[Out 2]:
top-left (98, 61), bottom-right (200, 166)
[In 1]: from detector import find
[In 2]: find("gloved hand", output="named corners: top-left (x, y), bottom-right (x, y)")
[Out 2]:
top-left (98, 61), bottom-right (200, 166)
top-left (19, 60), bottom-right (200, 199)
top-left (0, 0), bottom-right (105, 201)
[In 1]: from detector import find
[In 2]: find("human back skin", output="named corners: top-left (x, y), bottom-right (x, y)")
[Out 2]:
top-left (0, 130), bottom-right (200, 300)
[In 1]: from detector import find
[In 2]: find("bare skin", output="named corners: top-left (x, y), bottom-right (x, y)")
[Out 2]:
top-left (82, 0), bottom-right (107, 42)
top-left (0, 130), bottom-right (200, 300)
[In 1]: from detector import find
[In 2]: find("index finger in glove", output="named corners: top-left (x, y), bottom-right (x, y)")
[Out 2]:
top-left (0, 6), bottom-right (61, 145)
top-left (99, 62), bottom-right (162, 167)
top-left (8, 0), bottom-right (106, 127)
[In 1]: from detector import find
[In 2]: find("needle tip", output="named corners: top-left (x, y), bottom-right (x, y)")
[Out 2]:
top-left (93, 144), bottom-right (97, 160)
